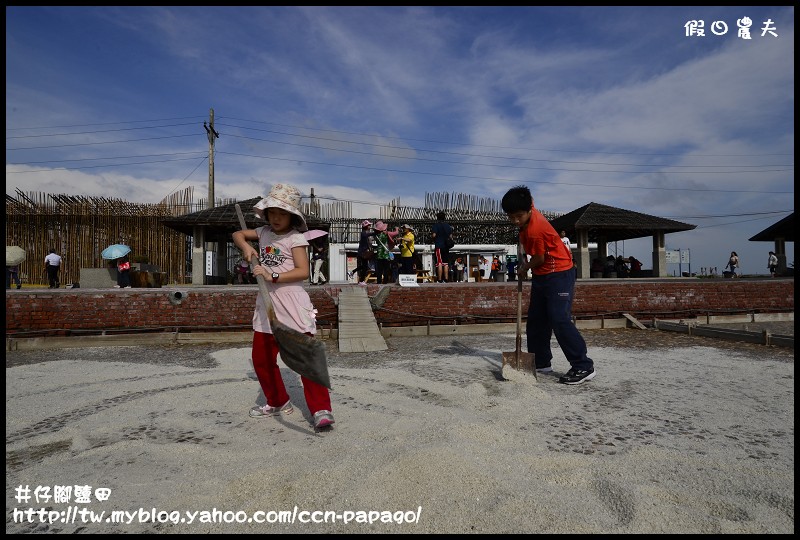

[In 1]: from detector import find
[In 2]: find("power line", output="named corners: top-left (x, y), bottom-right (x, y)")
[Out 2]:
top-left (160, 157), bottom-right (208, 201)
top-left (6, 133), bottom-right (198, 151)
top-left (5, 122), bottom-right (199, 139)
top-left (5, 116), bottom-right (204, 131)
top-left (219, 123), bottom-right (793, 170)
top-left (219, 116), bottom-right (794, 158)
top-left (8, 117), bottom-right (792, 170)
top-left (217, 150), bottom-right (793, 194)
top-left (6, 156), bottom-right (209, 173)
top-left (663, 210), bottom-right (792, 219)
top-left (694, 213), bottom-right (789, 230)
top-left (6, 151), bottom-right (206, 166)
top-left (5, 115), bottom-right (793, 198)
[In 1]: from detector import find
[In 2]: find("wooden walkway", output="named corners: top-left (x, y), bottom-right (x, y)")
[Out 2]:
top-left (337, 286), bottom-right (388, 352)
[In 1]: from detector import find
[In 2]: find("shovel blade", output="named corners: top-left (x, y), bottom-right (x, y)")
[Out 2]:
top-left (501, 350), bottom-right (536, 378)
top-left (273, 321), bottom-right (332, 390)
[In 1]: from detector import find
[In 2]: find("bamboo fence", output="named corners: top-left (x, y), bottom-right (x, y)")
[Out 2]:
top-left (5, 188), bottom-right (195, 287)
top-left (5, 188), bottom-right (553, 286)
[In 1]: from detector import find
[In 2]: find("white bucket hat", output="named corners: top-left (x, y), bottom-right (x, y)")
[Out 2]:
top-left (253, 183), bottom-right (308, 232)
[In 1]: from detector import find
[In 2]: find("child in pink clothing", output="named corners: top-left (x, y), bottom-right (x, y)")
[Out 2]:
top-left (232, 183), bottom-right (334, 429)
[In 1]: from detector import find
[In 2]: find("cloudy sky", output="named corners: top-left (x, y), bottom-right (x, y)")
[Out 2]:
top-left (6, 6), bottom-right (794, 274)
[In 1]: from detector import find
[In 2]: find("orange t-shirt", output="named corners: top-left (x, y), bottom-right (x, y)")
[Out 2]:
top-left (520, 206), bottom-right (573, 275)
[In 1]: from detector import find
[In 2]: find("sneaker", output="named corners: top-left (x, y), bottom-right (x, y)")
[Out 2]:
top-left (358, 281), bottom-right (367, 286)
top-left (313, 410), bottom-right (335, 428)
top-left (559, 368), bottom-right (596, 385)
top-left (249, 400), bottom-right (294, 418)
top-left (536, 366), bottom-right (554, 374)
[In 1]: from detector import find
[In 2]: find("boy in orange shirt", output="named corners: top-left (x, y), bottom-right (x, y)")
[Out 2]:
top-left (501, 185), bottom-right (596, 384)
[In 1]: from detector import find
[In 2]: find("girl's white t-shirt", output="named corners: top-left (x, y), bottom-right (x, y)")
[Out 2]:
top-left (252, 226), bottom-right (316, 335)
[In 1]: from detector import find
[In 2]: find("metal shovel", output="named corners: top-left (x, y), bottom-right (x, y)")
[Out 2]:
top-left (502, 243), bottom-right (536, 380)
top-left (235, 204), bottom-right (332, 389)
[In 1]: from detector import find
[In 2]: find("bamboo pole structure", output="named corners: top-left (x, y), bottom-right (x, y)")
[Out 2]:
top-left (5, 188), bottom-right (554, 286)
top-left (5, 188), bottom-right (195, 287)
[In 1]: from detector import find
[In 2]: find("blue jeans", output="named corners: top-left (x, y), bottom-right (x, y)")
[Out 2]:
top-left (526, 267), bottom-right (593, 371)
top-left (6, 268), bottom-right (21, 289)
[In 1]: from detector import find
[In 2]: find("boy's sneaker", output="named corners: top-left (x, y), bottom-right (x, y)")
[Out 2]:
top-left (535, 366), bottom-right (554, 374)
top-left (313, 410), bottom-right (335, 429)
top-left (249, 400), bottom-right (294, 418)
top-left (559, 368), bottom-right (595, 385)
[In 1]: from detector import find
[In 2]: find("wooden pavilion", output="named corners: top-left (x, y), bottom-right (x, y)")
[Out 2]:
top-left (749, 212), bottom-right (794, 275)
top-left (549, 202), bottom-right (696, 278)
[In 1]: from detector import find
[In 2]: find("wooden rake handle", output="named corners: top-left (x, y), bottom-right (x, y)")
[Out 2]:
top-left (234, 204), bottom-right (277, 322)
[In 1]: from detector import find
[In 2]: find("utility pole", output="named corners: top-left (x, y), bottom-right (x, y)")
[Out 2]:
top-left (204, 108), bottom-right (219, 209)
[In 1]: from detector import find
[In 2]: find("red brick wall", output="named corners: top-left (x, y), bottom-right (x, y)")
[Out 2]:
top-left (5, 280), bottom-right (794, 337)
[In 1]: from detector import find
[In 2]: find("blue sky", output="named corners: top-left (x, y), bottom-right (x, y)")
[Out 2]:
top-left (6, 6), bottom-right (794, 274)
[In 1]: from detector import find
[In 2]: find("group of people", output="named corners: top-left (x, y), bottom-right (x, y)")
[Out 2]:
top-left (725, 250), bottom-right (779, 278)
top-left (6, 248), bottom-right (132, 290)
top-left (347, 219), bottom-right (411, 285)
top-left (347, 218), bottom-right (445, 285)
top-left (590, 255), bottom-right (643, 278)
top-left (230, 182), bottom-right (598, 435)
top-left (346, 211), bottom-right (462, 285)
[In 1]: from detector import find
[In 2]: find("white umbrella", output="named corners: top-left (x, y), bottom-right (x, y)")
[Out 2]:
top-left (6, 246), bottom-right (26, 266)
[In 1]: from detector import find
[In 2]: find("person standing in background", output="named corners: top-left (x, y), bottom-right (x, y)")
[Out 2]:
top-left (349, 220), bottom-right (377, 285)
top-left (453, 257), bottom-right (465, 282)
top-left (727, 251), bottom-right (740, 277)
top-left (628, 256), bottom-right (643, 276)
top-left (116, 255), bottom-right (131, 288)
top-left (373, 221), bottom-right (397, 285)
top-left (560, 230), bottom-right (573, 264)
top-left (235, 258), bottom-right (251, 284)
top-left (560, 230), bottom-right (571, 249)
top-left (6, 264), bottom-right (22, 289)
top-left (398, 224), bottom-right (416, 276)
top-left (431, 211), bottom-right (453, 283)
top-left (614, 255), bottom-right (629, 278)
top-left (768, 251), bottom-right (778, 277)
top-left (489, 255), bottom-right (501, 281)
top-left (310, 238), bottom-right (328, 285)
top-left (506, 258), bottom-right (517, 281)
top-left (44, 248), bottom-right (62, 289)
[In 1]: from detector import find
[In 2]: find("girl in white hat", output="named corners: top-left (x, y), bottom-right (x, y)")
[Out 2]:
top-left (232, 183), bottom-right (334, 429)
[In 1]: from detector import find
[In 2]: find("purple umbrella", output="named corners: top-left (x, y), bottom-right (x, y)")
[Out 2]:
top-left (303, 230), bottom-right (328, 241)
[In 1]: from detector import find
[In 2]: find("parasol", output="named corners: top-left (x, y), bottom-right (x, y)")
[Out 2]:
top-left (303, 230), bottom-right (329, 241)
top-left (101, 244), bottom-right (132, 260)
top-left (6, 246), bottom-right (26, 266)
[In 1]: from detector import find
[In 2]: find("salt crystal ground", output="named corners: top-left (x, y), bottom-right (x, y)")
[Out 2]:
top-left (6, 328), bottom-right (794, 534)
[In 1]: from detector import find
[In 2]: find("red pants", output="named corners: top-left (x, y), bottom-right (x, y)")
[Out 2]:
top-left (252, 331), bottom-right (331, 415)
